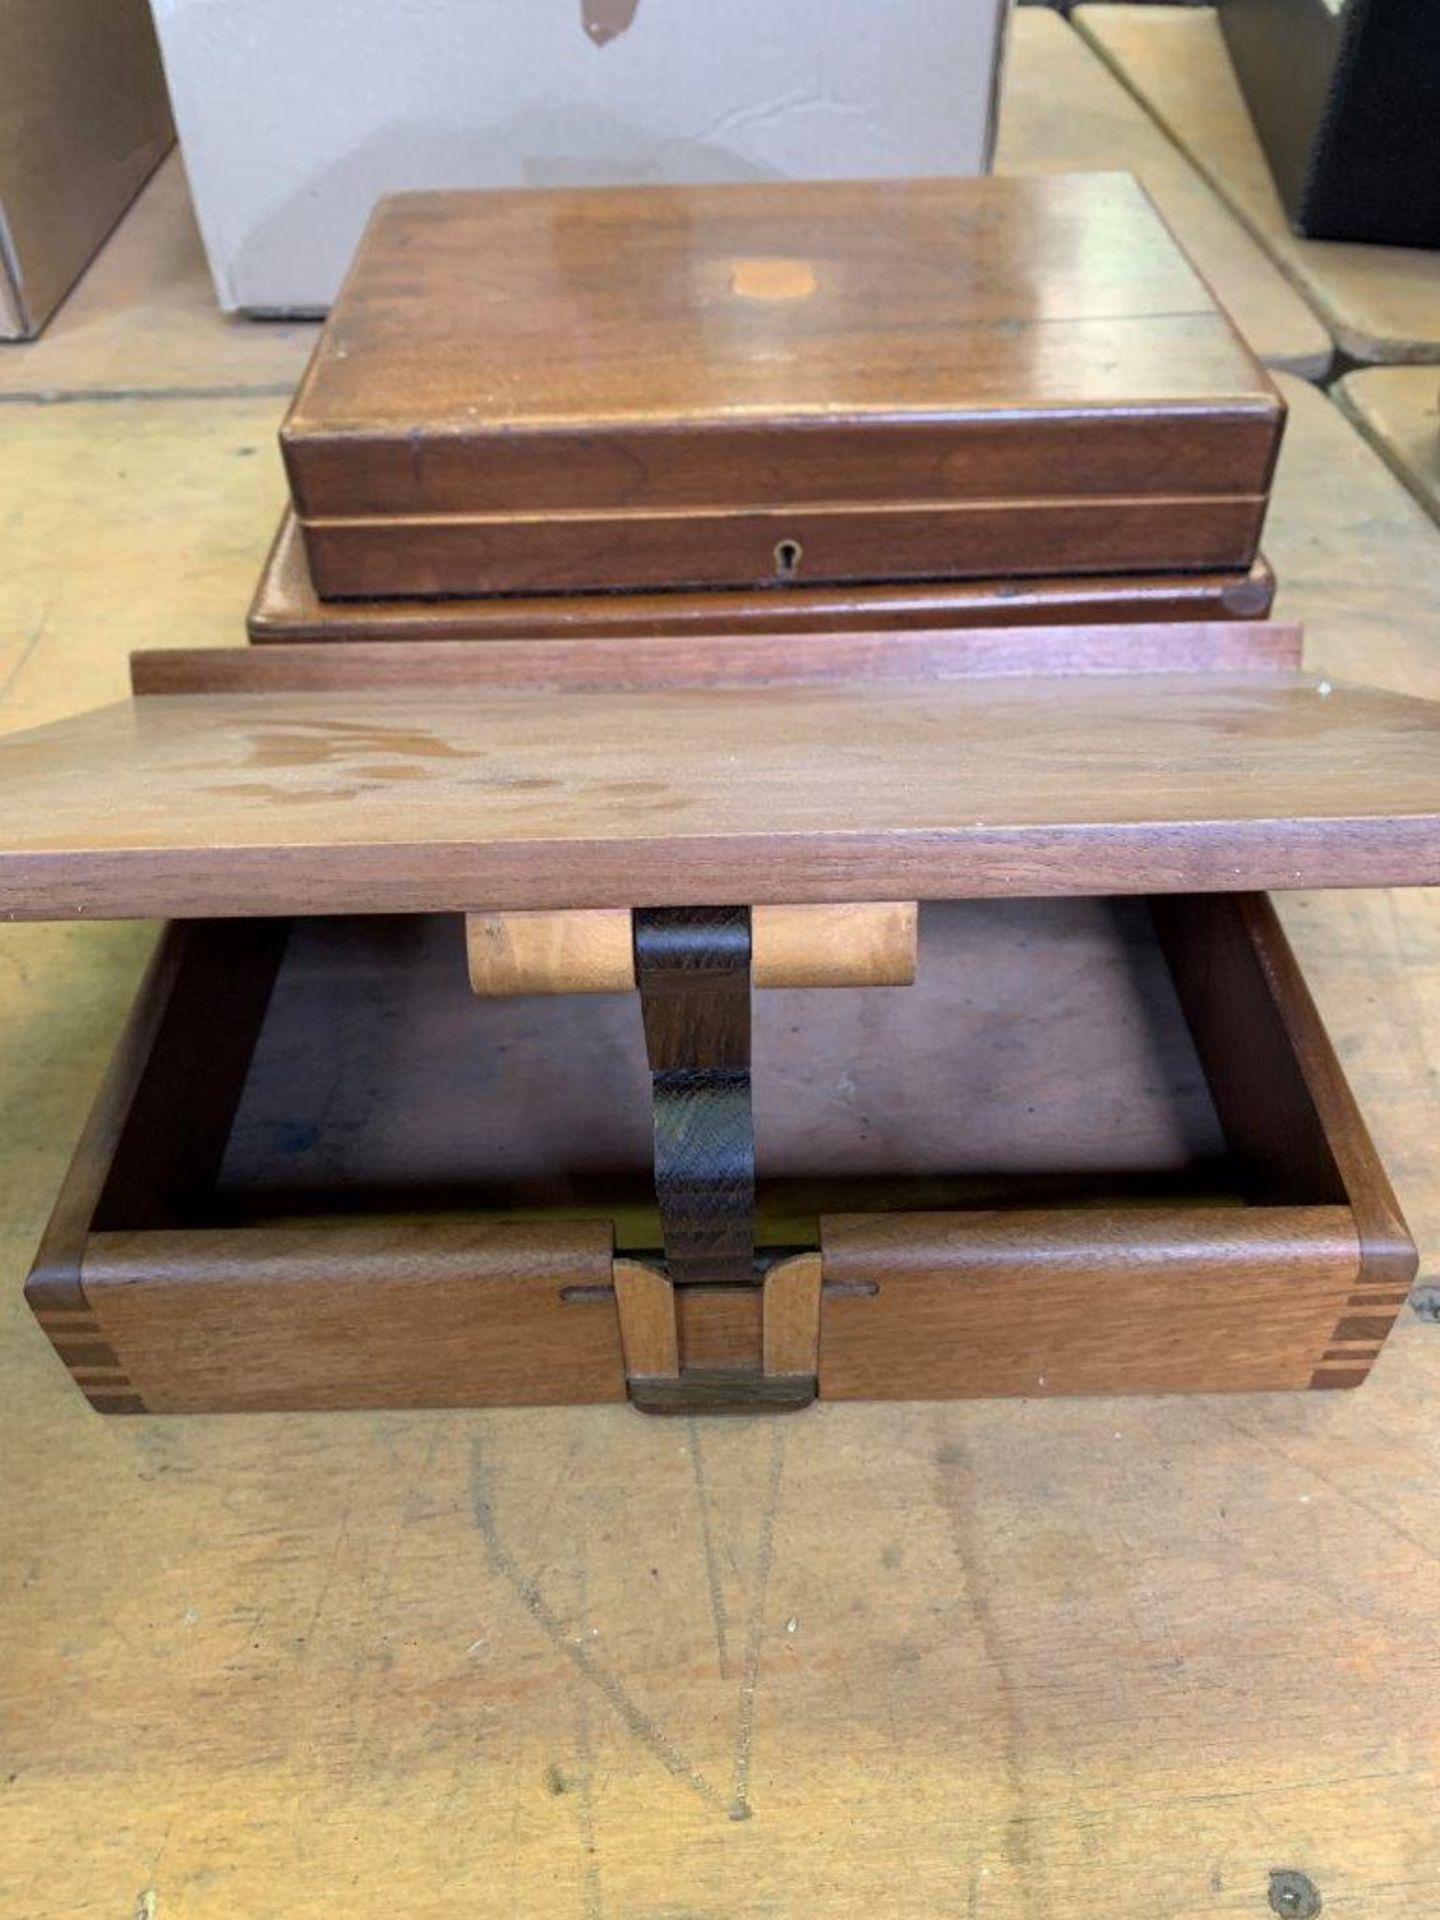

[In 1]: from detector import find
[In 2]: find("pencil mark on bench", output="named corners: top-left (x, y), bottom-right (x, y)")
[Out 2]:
top-left (688, 1419), bottom-right (732, 1679)
top-left (730, 1422), bottom-right (786, 1821)
top-left (470, 1438), bottom-right (730, 1817)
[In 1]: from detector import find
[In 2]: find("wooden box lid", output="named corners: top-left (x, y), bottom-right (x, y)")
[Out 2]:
top-left (281, 173), bottom-right (1284, 600)
top-left (0, 625), bottom-right (1436, 921)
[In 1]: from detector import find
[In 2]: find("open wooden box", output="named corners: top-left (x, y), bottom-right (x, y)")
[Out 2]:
top-left (4, 619), bottom-right (1436, 1415)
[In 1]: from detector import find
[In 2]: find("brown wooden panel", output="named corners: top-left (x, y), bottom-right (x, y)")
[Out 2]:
top-left (282, 174), bottom-right (1281, 529)
top-left (25, 918), bottom-right (289, 1411)
top-left (612, 1259), bottom-right (679, 1380)
top-left (1152, 892), bottom-right (1418, 1388)
top-left (1, 671), bottom-right (1438, 919)
top-left (81, 1221), bottom-right (623, 1413)
top-left (677, 1288), bottom-right (763, 1372)
top-left (301, 495), bottom-right (1270, 599)
top-left (818, 1206), bottom-right (1361, 1399)
top-left (248, 508), bottom-right (1278, 644)
top-left (153, 620), bottom-right (1307, 697)
top-left (763, 1253), bottom-right (823, 1378)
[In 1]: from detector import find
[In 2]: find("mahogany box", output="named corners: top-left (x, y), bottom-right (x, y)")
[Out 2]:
top-left (248, 507), bottom-right (1277, 645)
top-left (278, 173), bottom-right (1285, 603)
top-left (6, 621), bottom-right (1436, 1417)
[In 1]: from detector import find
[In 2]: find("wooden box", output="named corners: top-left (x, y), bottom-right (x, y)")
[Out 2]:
top-left (248, 508), bottom-right (1277, 646)
top-left (2, 621), bottom-right (1435, 1416)
top-left (26, 894), bottom-right (1412, 1414)
top-left (279, 174), bottom-right (1285, 601)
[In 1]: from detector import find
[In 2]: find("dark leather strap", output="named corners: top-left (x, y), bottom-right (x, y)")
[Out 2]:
top-left (633, 907), bottom-right (755, 1286)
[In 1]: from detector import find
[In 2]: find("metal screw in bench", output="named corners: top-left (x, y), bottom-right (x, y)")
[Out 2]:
top-left (1268, 1869), bottom-right (1321, 1918)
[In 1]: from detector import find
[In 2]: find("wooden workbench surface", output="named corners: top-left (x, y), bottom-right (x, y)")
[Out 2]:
top-left (1335, 368), bottom-right (1440, 528)
top-left (1073, 5), bottom-right (1440, 367)
top-left (997, 8), bottom-right (1331, 377)
top-left (4, 49), bottom-right (1440, 1920)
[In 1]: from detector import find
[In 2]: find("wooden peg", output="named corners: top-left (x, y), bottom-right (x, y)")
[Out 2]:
top-left (466, 908), bottom-right (635, 996)
top-left (751, 902), bottom-right (916, 988)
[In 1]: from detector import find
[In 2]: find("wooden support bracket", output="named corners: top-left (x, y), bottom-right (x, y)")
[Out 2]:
top-left (467, 903), bottom-right (917, 996)
top-left (616, 1253), bottom-right (822, 1415)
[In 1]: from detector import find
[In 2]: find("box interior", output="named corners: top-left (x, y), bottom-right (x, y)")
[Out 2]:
top-left (80, 898), bottom-right (1337, 1250)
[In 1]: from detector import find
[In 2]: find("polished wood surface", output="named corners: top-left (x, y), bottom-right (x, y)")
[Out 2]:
top-left (817, 889), bottom-right (1410, 1398)
top-left (147, 618), bottom-right (1308, 696)
top-left (249, 507), bottom-right (1279, 642)
top-left (0, 667), bottom-right (1435, 919)
top-left (83, 1223), bottom-right (626, 1413)
top-left (818, 1207), bottom-right (1362, 1398)
top-left (25, 919), bottom-right (289, 1413)
top-left (302, 495), bottom-right (1273, 600)
top-left (465, 904), bottom-right (917, 996)
top-left (282, 174), bottom-right (1281, 592)
top-left (286, 174), bottom-right (1279, 506)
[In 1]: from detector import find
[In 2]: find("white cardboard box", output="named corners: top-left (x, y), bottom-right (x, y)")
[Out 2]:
top-left (150, 0), bottom-right (1008, 314)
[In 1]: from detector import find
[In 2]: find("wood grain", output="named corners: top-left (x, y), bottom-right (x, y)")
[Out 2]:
top-left (155, 620), bottom-right (1308, 697)
top-left (675, 1286), bottom-right (762, 1373)
top-left (28, 888), bottom-right (1405, 1411)
top-left (81, 1221), bottom-right (624, 1413)
top-left (762, 1253), bottom-right (823, 1380)
top-left (26, 919), bottom-right (288, 1412)
top-left (465, 904), bottom-right (917, 995)
top-left (301, 495), bottom-right (1272, 600)
top-left (751, 904), bottom-right (916, 990)
top-left (466, 908), bottom-right (636, 997)
top-left (612, 1259), bottom-right (679, 1381)
top-left (818, 1206), bottom-right (1362, 1398)
top-left (285, 174), bottom-right (1279, 507)
top-left (1152, 892), bottom-right (1417, 1389)
top-left (248, 507), bottom-right (1279, 644)
top-left (1, 670), bottom-right (1437, 920)
top-left (1334, 368), bottom-right (1440, 528)
top-left (282, 174), bottom-right (1280, 592)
